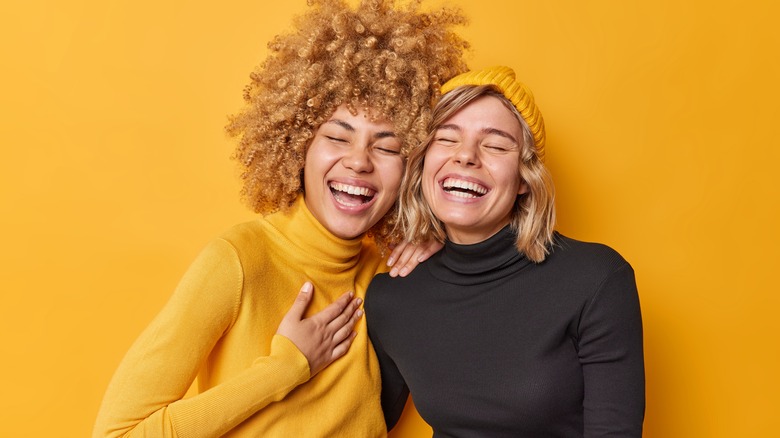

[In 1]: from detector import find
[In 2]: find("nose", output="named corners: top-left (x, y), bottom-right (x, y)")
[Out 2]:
top-left (452, 142), bottom-right (479, 167)
top-left (342, 144), bottom-right (374, 173)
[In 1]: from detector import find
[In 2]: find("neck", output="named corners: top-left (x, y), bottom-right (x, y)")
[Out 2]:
top-left (445, 219), bottom-right (511, 245)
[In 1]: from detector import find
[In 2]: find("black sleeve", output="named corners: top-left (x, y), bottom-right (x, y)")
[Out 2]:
top-left (578, 262), bottom-right (645, 437)
top-left (368, 324), bottom-right (409, 430)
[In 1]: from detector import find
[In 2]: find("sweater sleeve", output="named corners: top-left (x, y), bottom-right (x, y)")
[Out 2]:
top-left (93, 238), bottom-right (311, 438)
top-left (366, 299), bottom-right (409, 430)
top-left (578, 262), bottom-right (645, 437)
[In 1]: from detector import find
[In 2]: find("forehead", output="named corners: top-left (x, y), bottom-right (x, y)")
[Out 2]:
top-left (441, 95), bottom-right (523, 134)
top-left (325, 104), bottom-right (395, 132)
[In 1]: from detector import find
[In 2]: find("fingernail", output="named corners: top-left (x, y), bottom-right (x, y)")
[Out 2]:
top-left (301, 282), bottom-right (312, 293)
top-left (356, 309), bottom-right (364, 317)
top-left (356, 298), bottom-right (362, 306)
top-left (349, 291), bottom-right (354, 298)
top-left (399, 267), bottom-right (409, 277)
top-left (387, 256), bottom-right (395, 266)
top-left (389, 268), bottom-right (398, 277)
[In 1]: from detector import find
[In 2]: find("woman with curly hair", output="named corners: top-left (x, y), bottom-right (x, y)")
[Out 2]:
top-left (366, 67), bottom-right (645, 436)
top-left (93, 1), bottom-right (468, 436)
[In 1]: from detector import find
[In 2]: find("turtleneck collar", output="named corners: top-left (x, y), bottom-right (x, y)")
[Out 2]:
top-left (428, 225), bottom-right (532, 285)
top-left (263, 194), bottom-right (365, 269)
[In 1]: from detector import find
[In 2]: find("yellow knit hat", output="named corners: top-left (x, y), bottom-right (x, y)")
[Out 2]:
top-left (440, 66), bottom-right (546, 152)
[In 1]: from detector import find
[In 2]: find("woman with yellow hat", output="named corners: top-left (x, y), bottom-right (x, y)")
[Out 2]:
top-left (93, 1), bottom-right (468, 436)
top-left (366, 66), bottom-right (645, 436)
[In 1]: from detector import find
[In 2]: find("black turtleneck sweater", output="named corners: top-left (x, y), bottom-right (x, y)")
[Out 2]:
top-left (365, 227), bottom-right (644, 437)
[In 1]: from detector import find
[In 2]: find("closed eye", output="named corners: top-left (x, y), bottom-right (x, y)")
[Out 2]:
top-left (435, 137), bottom-right (457, 143)
top-left (325, 135), bottom-right (348, 143)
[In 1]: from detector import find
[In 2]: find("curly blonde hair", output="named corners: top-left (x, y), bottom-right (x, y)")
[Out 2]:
top-left (399, 85), bottom-right (556, 262)
top-left (226, 0), bottom-right (469, 245)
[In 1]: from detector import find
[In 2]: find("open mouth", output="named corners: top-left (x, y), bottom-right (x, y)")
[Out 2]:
top-left (441, 177), bottom-right (488, 199)
top-left (329, 182), bottom-right (376, 206)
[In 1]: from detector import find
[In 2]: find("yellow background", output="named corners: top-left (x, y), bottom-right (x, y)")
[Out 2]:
top-left (1, 0), bottom-right (778, 436)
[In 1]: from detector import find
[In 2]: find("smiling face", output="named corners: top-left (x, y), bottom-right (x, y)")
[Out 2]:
top-left (422, 95), bottom-right (527, 244)
top-left (303, 105), bottom-right (404, 240)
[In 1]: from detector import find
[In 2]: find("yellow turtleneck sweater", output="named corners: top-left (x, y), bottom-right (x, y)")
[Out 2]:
top-left (94, 196), bottom-right (387, 437)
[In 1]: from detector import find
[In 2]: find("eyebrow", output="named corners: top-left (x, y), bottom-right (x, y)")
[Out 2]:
top-left (326, 119), bottom-right (356, 132)
top-left (326, 119), bottom-right (397, 139)
top-left (483, 127), bottom-right (518, 144)
top-left (437, 124), bottom-right (518, 144)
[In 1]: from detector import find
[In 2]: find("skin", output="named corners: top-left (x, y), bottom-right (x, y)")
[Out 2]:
top-left (422, 95), bottom-right (528, 244)
top-left (276, 283), bottom-right (364, 376)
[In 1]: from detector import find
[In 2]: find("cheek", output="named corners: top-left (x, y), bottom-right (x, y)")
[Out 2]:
top-left (303, 143), bottom-right (321, 175)
top-left (511, 166), bottom-right (524, 194)
top-left (421, 149), bottom-right (448, 200)
top-left (492, 159), bottom-right (522, 192)
top-left (381, 159), bottom-right (404, 193)
top-left (303, 142), bottom-right (338, 184)
top-left (421, 165), bottom-right (437, 203)
top-left (388, 157), bottom-right (404, 192)
top-left (302, 158), bottom-right (318, 193)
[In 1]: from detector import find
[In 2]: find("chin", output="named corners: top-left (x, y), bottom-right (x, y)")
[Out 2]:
top-left (332, 221), bottom-right (370, 240)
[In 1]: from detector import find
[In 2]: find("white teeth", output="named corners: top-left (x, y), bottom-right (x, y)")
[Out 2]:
top-left (449, 190), bottom-right (479, 199)
top-left (329, 182), bottom-right (376, 197)
top-left (442, 178), bottom-right (488, 195)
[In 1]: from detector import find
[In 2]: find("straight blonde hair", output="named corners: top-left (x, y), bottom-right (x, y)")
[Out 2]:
top-left (398, 85), bottom-right (556, 262)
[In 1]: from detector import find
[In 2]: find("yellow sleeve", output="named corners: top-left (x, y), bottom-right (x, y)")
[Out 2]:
top-left (93, 238), bottom-right (311, 438)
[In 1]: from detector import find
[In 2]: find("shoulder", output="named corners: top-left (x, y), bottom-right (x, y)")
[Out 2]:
top-left (364, 272), bottom-right (401, 333)
top-left (359, 237), bottom-right (387, 275)
top-left (177, 220), bottom-right (270, 289)
top-left (542, 232), bottom-right (633, 286)
top-left (171, 226), bottom-right (257, 325)
top-left (213, 219), bottom-right (276, 265)
top-left (365, 260), bottom-right (436, 316)
top-left (217, 219), bottom-right (267, 250)
top-left (364, 270), bottom-right (414, 318)
top-left (365, 272), bottom-right (393, 307)
top-left (549, 233), bottom-right (629, 267)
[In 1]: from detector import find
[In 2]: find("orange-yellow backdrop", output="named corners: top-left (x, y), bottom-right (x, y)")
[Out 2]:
top-left (1, 0), bottom-right (778, 436)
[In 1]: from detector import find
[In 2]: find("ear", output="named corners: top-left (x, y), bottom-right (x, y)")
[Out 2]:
top-left (518, 181), bottom-right (529, 196)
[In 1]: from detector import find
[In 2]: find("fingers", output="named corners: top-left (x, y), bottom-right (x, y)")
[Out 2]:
top-left (311, 290), bottom-right (353, 323)
top-left (331, 331), bottom-right (358, 360)
top-left (330, 302), bottom-right (363, 343)
top-left (417, 240), bottom-right (444, 263)
top-left (284, 281), bottom-right (314, 321)
top-left (386, 240), bottom-right (409, 267)
top-left (276, 283), bottom-right (367, 376)
top-left (388, 241), bottom-right (417, 277)
top-left (389, 243), bottom-right (424, 277)
top-left (302, 294), bottom-right (363, 376)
